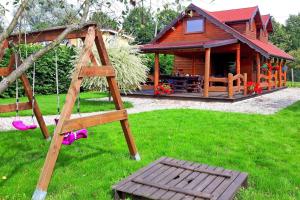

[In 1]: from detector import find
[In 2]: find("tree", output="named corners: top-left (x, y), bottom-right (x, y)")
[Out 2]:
top-left (24, 0), bottom-right (79, 30)
top-left (286, 13), bottom-right (300, 51)
top-left (156, 7), bottom-right (179, 34)
top-left (269, 19), bottom-right (292, 52)
top-left (123, 7), bottom-right (155, 44)
top-left (287, 49), bottom-right (300, 69)
top-left (90, 11), bottom-right (119, 30)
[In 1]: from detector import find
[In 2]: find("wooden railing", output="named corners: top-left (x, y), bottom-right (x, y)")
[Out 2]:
top-left (209, 73), bottom-right (247, 98)
top-left (260, 71), bottom-right (278, 90)
top-left (279, 71), bottom-right (287, 87)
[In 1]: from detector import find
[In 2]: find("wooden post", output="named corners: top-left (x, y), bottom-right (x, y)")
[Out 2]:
top-left (228, 73), bottom-right (234, 98)
top-left (236, 43), bottom-right (241, 91)
top-left (283, 60), bottom-right (287, 86)
top-left (94, 29), bottom-right (139, 159)
top-left (274, 71), bottom-right (278, 88)
top-left (291, 68), bottom-right (294, 87)
top-left (256, 53), bottom-right (261, 84)
top-left (154, 53), bottom-right (159, 94)
top-left (33, 27), bottom-right (97, 200)
top-left (20, 75), bottom-right (50, 140)
top-left (278, 59), bottom-right (282, 87)
top-left (204, 48), bottom-right (211, 97)
top-left (0, 53), bottom-right (50, 140)
top-left (243, 73), bottom-right (247, 96)
top-left (267, 59), bottom-right (271, 91)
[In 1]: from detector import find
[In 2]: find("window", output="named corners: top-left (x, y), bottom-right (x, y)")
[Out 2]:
top-left (186, 18), bottom-right (204, 33)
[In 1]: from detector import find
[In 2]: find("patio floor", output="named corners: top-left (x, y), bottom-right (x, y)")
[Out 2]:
top-left (123, 87), bottom-right (287, 102)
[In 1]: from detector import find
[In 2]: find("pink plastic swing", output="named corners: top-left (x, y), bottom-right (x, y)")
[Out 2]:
top-left (12, 52), bottom-right (37, 131)
top-left (12, 120), bottom-right (37, 131)
top-left (54, 119), bottom-right (88, 145)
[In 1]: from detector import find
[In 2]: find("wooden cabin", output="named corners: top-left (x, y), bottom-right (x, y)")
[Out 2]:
top-left (138, 4), bottom-right (293, 100)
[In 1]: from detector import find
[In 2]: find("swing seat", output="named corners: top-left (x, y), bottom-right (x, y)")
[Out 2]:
top-left (12, 120), bottom-right (37, 131)
top-left (62, 129), bottom-right (88, 145)
top-left (55, 118), bottom-right (88, 145)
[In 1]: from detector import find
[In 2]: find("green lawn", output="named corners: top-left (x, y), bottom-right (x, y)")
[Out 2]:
top-left (0, 92), bottom-right (133, 117)
top-left (287, 81), bottom-right (300, 88)
top-left (0, 103), bottom-right (299, 199)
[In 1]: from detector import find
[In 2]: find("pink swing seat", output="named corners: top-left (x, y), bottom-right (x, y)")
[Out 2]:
top-left (54, 119), bottom-right (88, 145)
top-left (12, 120), bottom-right (37, 131)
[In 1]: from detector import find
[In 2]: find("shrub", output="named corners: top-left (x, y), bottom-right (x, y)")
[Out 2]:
top-left (81, 39), bottom-right (149, 93)
top-left (145, 53), bottom-right (174, 75)
top-left (0, 44), bottom-right (76, 98)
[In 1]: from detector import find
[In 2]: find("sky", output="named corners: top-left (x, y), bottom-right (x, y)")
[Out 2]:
top-left (2, 0), bottom-right (300, 25)
top-left (145, 0), bottom-right (300, 24)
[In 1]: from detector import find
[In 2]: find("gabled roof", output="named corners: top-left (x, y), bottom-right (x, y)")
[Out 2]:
top-left (261, 14), bottom-right (273, 32)
top-left (209, 6), bottom-right (258, 23)
top-left (146, 4), bottom-right (293, 60)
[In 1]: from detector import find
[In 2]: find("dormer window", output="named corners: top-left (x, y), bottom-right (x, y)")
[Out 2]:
top-left (186, 18), bottom-right (205, 33)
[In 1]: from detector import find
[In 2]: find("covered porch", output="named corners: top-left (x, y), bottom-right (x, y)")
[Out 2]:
top-left (135, 39), bottom-right (287, 101)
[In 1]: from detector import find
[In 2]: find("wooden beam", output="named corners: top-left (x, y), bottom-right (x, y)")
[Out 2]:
top-left (243, 73), bottom-right (248, 96)
top-left (35, 26), bottom-right (96, 193)
top-left (278, 59), bottom-right (283, 87)
top-left (0, 67), bottom-right (12, 76)
top-left (95, 29), bottom-right (111, 65)
top-left (79, 66), bottom-right (115, 77)
top-left (154, 53), bottom-right (160, 93)
top-left (267, 59), bottom-right (272, 91)
top-left (256, 53), bottom-right (261, 84)
top-left (236, 43), bottom-right (241, 90)
top-left (95, 28), bottom-right (139, 159)
top-left (204, 48), bottom-right (211, 97)
top-left (62, 110), bottom-right (128, 133)
top-left (20, 74), bottom-right (50, 139)
top-left (0, 102), bottom-right (31, 113)
top-left (228, 73), bottom-right (234, 98)
top-left (0, 40), bottom-right (8, 62)
top-left (8, 25), bottom-right (93, 44)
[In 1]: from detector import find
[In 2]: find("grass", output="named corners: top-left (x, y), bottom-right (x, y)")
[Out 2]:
top-left (0, 103), bottom-right (300, 199)
top-left (0, 91), bottom-right (133, 117)
top-left (287, 81), bottom-right (300, 88)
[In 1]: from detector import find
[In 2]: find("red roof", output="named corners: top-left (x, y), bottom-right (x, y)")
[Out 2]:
top-left (141, 39), bottom-right (238, 52)
top-left (210, 6), bottom-right (258, 22)
top-left (144, 4), bottom-right (293, 60)
top-left (261, 14), bottom-right (270, 25)
top-left (246, 37), bottom-right (294, 60)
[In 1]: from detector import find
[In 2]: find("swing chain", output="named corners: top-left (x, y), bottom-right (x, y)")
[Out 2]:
top-left (55, 48), bottom-right (60, 115)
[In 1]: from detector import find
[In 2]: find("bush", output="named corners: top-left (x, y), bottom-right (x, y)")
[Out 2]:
top-left (0, 44), bottom-right (76, 98)
top-left (145, 53), bottom-right (174, 75)
top-left (81, 40), bottom-right (149, 93)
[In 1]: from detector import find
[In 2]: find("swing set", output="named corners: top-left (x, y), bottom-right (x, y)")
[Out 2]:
top-left (0, 23), bottom-right (140, 200)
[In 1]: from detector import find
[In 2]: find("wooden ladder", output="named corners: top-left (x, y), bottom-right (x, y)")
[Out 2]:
top-left (0, 49), bottom-right (50, 140)
top-left (32, 26), bottom-right (140, 200)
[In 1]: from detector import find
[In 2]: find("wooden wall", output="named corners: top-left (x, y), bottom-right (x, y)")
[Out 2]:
top-left (158, 15), bottom-right (234, 44)
top-left (240, 43), bottom-right (255, 81)
top-left (173, 53), bottom-right (205, 76)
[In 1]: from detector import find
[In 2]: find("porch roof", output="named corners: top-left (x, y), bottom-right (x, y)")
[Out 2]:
top-left (140, 39), bottom-right (238, 53)
top-left (246, 37), bottom-right (294, 60)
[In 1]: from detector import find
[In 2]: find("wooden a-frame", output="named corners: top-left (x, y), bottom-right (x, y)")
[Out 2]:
top-left (0, 45), bottom-right (50, 140)
top-left (31, 25), bottom-right (140, 200)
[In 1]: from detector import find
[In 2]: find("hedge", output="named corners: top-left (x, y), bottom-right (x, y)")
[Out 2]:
top-left (0, 44), bottom-right (76, 98)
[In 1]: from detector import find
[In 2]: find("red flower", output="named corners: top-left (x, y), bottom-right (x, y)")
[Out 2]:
top-left (254, 83), bottom-right (262, 94)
